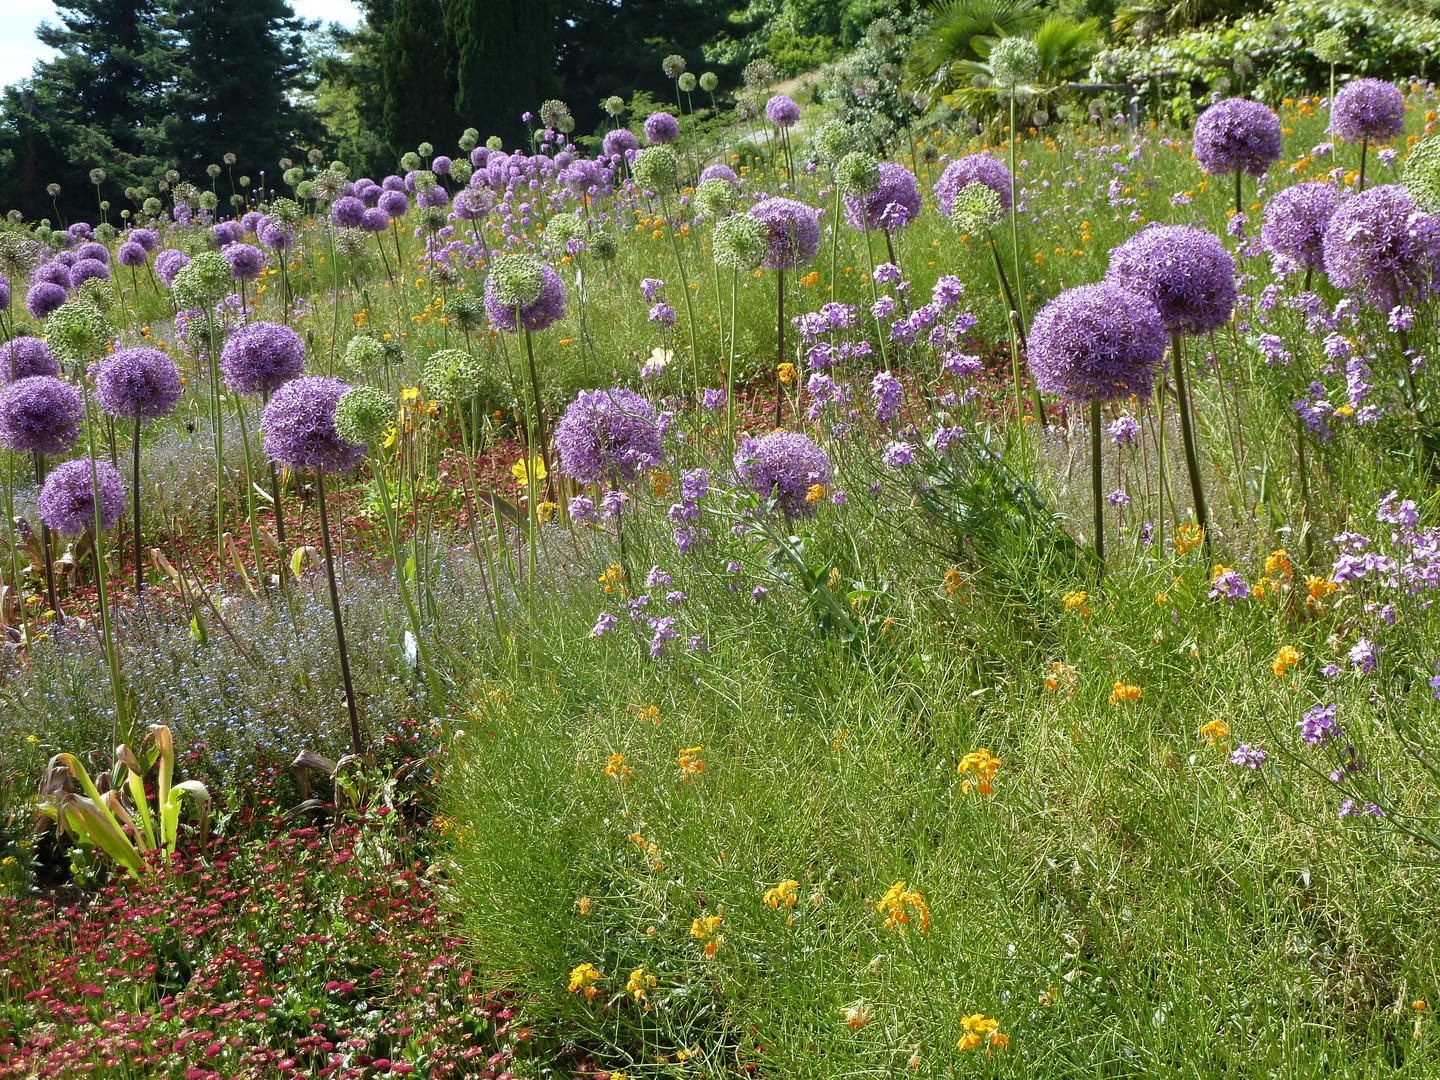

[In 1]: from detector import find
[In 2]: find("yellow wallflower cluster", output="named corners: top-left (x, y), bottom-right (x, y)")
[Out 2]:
top-left (805, 483), bottom-right (826, 504)
top-left (626, 966), bottom-right (657, 1003)
top-left (1044, 661), bottom-right (1076, 695)
top-left (957, 1012), bottom-right (1008, 1056)
top-left (957, 749), bottom-right (1000, 795)
top-left (1199, 719), bottom-right (1229, 746)
top-left (777, 362), bottom-right (797, 385)
top-left (677, 745), bottom-right (705, 776)
top-left (627, 832), bottom-right (663, 871)
top-left (876, 881), bottom-right (930, 935)
top-left (762, 879), bottom-right (799, 909)
top-left (1110, 682), bottom-right (1142, 706)
top-left (690, 911), bottom-right (724, 956)
top-left (567, 962), bottom-right (602, 1000)
top-left (598, 563), bottom-right (624, 593)
top-left (605, 753), bottom-right (631, 783)
top-left (1174, 523), bottom-right (1204, 557)
top-left (1273, 645), bottom-right (1302, 678)
top-left (1062, 589), bottom-right (1089, 615)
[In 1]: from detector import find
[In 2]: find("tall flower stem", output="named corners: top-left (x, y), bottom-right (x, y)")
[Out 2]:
top-left (828, 179), bottom-right (842, 297)
top-left (726, 268), bottom-right (739, 454)
top-left (859, 220), bottom-right (891, 372)
top-left (1170, 332), bottom-right (1210, 543)
top-left (34, 453), bottom-right (59, 620)
top-left (81, 384), bottom-right (126, 746)
top-left (522, 328), bottom-right (553, 498)
top-left (132, 415), bottom-right (143, 597)
top-left (1359, 138), bottom-right (1368, 191)
top-left (4, 455), bottom-right (32, 647)
top-left (1091, 398), bottom-right (1105, 568)
top-left (774, 267), bottom-right (785, 426)
top-left (988, 237), bottom-right (1043, 425)
top-left (658, 193), bottom-right (702, 405)
top-left (1007, 92), bottom-right (1030, 337)
top-left (374, 461), bottom-right (441, 698)
top-left (315, 469), bottom-right (364, 757)
top-left (231, 394), bottom-right (267, 593)
top-left (205, 317), bottom-right (225, 584)
top-left (1234, 169), bottom-right (1243, 218)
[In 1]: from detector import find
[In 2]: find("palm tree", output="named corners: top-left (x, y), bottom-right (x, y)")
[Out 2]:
top-left (936, 16), bottom-right (1102, 125)
top-left (908, 0), bottom-right (1041, 101)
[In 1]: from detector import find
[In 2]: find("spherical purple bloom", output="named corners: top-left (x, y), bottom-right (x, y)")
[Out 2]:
top-left (69, 258), bottom-right (109, 287)
top-left (220, 321), bottom-right (306, 396)
top-left (553, 386), bottom-right (664, 484)
top-left (38, 458), bottom-right (124, 535)
top-left (355, 180), bottom-right (381, 207)
top-left (603, 128), bottom-right (639, 158)
top-left (934, 153), bottom-right (1013, 218)
top-left (1261, 182), bottom-right (1340, 272)
top-left (223, 243), bottom-right (265, 282)
top-left (0, 337), bottom-right (60, 384)
top-left (257, 221), bottom-right (291, 252)
top-left (748, 197), bottom-right (821, 271)
top-left (211, 221), bottom-right (239, 247)
top-left (94, 346), bottom-right (183, 420)
top-left (360, 207), bottom-right (390, 233)
top-left (33, 262), bottom-right (72, 289)
top-left (54, 251), bottom-right (79, 268)
top-left (1106, 225), bottom-right (1236, 335)
top-left (1192, 97), bottom-right (1282, 177)
top-left (117, 241), bottom-right (148, 268)
top-left (0, 375), bottom-right (83, 454)
top-left (1322, 183), bottom-right (1438, 309)
top-left (432, 155), bottom-right (452, 175)
top-left (1330, 78), bottom-right (1406, 144)
top-left (484, 262), bottom-right (567, 332)
top-left (0, 273), bottom-right (9, 310)
top-left (154, 249), bottom-right (190, 287)
top-left (381, 174), bottom-right (406, 192)
top-left (377, 189), bottom-right (409, 218)
top-left (470, 146), bottom-right (489, 168)
top-left (698, 163), bottom-right (738, 186)
top-left (453, 188), bottom-right (491, 221)
top-left (559, 159), bottom-right (602, 198)
top-left (261, 376), bottom-right (364, 474)
top-left (766, 94), bottom-right (800, 128)
top-left (76, 242), bottom-right (109, 263)
top-left (331, 195), bottom-right (365, 228)
top-left (240, 211), bottom-right (265, 234)
top-left (417, 185), bottom-right (449, 209)
top-left (129, 228), bottom-right (159, 252)
top-left (843, 160), bottom-right (922, 232)
top-left (1027, 283), bottom-right (1168, 404)
top-left (643, 112), bottom-right (679, 145)
top-left (68, 223), bottom-right (93, 242)
top-left (734, 431), bottom-right (830, 519)
top-left (26, 283), bottom-right (67, 319)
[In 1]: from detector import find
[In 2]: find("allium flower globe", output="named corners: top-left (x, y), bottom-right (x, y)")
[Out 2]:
top-left (154, 249), bottom-right (190, 287)
top-left (262, 376), bottom-right (365, 473)
top-left (553, 387), bottom-right (664, 484)
top-left (222, 243), bottom-right (264, 282)
top-left (38, 458), bottom-right (125, 536)
top-left (765, 94), bottom-right (801, 128)
top-left (643, 112), bottom-right (680, 145)
top-left (602, 128), bottom-right (639, 158)
top-left (26, 282), bottom-right (66, 319)
top-left (0, 337), bottom-right (60, 384)
top-left (748, 197), bottom-right (821, 271)
top-left (116, 241), bottom-right (147, 268)
top-left (484, 260), bottom-right (567, 332)
top-left (0, 375), bottom-right (84, 455)
top-left (332, 386), bottom-right (393, 446)
top-left (712, 214), bottom-right (771, 271)
top-left (843, 161), bottom-right (922, 231)
top-left (1322, 183), bottom-right (1439, 309)
top-left (220, 322), bottom-right (307, 396)
top-left (330, 195), bottom-right (365, 228)
top-left (1027, 284), bottom-right (1168, 403)
top-left (1106, 225), bottom-right (1237, 335)
top-left (734, 431), bottom-right (830, 519)
top-left (1260, 182), bottom-right (1339, 271)
top-left (94, 346), bottom-right (184, 420)
top-left (934, 154), bottom-right (1013, 218)
top-left (1329, 78), bottom-right (1405, 143)
top-left (698, 163), bottom-right (738, 186)
top-left (69, 258), bottom-right (109, 287)
top-left (1192, 97), bottom-right (1283, 177)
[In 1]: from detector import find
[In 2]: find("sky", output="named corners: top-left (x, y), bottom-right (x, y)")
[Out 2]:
top-left (0, 0), bottom-right (363, 88)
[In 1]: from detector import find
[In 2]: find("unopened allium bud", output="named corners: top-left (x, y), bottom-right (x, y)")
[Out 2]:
top-left (989, 37), bottom-right (1040, 87)
top-left (1314, 27), bottom-right (1347, 64)
top-left (678, 72), bottom-right (697, 93)
top-left (449, 292), bottom-right (487, 332)
top-left (486, 136), bottom-right (503, 151)
top-left (459, 127), bottom-right (479, 151)
top-left (344, 334), bottom-right (383, 371)
top-left (834, 151), bottom-right (880, 197)
top-left (230, 194), bottom-right (245, 209)
top-left (950, 182), bottom-right (1006, 235)
top-left (712, 214), bottom-right (770, 272)
top-left (423, 347), bottom-right (486, 404)
top-left (90, 168), bottom-right (106, 185)
top-left (238, 176), bottom-right (250, 188)
top-left (400, 151), bottom-right (421, 172)
top-left (603, 95), bottom-right (627, 117)
top-left (333, 385), bottom-right (392, 446)
top-left (631, 145), bottom-right (679, 191)
top-left (558, 115), bottom-right (575, 134)
top-left (450, 159), bottom-right (473, 184)
top-left (487, 253), bottom-right (547, 308)
top-left (699, 71), bottom-right (719, 92)
top-left (663, 54), bottom-right (687, 78)
top-left (295, 180), bottom-right (315, 200)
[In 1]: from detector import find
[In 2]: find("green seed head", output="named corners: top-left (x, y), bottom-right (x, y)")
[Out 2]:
top-left (712, 214), bottom-right (770, 272)
top-left (834, 152), bottom-right (880, 197)
top-left (949, 182), bottom-right (1006, 235)
top-left (487, 254), bottom-right (546, 308)
top-left (333, 386), bottom-right (393, 447)
top-left (631, 146), bottom-right (679, 192)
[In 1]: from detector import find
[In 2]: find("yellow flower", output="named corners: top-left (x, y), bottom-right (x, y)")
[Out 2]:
top-left (567, 962), bottom-right (602, 999)
top-left (677, 745), bottom-right (704, 775)
top-left (575, 896), bottom-right (592, 914)
top-left (1154, 592), bottom-right (1169, 604)
top-left (763, 879), bottom-right (799, 909)
top-left (957, 1032), bottom-right (981, 1051)
top-left (511, 455), bottom-right (547, 487)
top-left (690, 911), bottom-right (724, 955)
top-left (876, 881), bottom-right (930, 934)
top-left (646, 346), bottom-right (674, 370)
top-left (988, 1031), bottom-right (1009, 1056)
top-left (1174, 523), bottom-right (1204, 556)
top-left (805, 483), bottom-right (826, 503)
top-left (777, 361), bottom-right (797, 385)
top-left (626, 966), bottom-right (657, 1001)
top-left (1110, 682), bottom-right (1141, 706)
top-left (1272, 644), bottom-right (1302, 678)
top-left (1199, 719), bottom-right (1229, 745)
top-left (957, 749), bottom-right (1000, 795)
top-left (1062, 589), bottom-right (1087, 612)
top-left (604, 753), bottom-right (631, 782)
top-left (1265, 550), bottom-right (1293, 579)
top-left (1306, 576), bottom-right (1336, 601)
top-left (1044, 661), bottom-right (1076, 694)
top-left (943, 567), bottom-right (964, 594)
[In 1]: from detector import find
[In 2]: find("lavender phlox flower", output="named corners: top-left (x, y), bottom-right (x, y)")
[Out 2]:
top-left (1229, 743), bottom-right (1267, 769)
top-left (648, 617), bottom-right (678, 658)
top-left (646, 565), bottom-right (672, 588)
top-left (1297, 704), bottom-right (1338, 746)
top-left (1377, 490), bottom-right (1419, 527)
top-left (1107, 489), bottom-right (1131, 506)
top-left (1348, 637), bottom-right (1379, 674)
top-left (591, 611), bottom-right (618, 637)
top-left (871, 371), bottom-right (904, 423)
top-left (1209, 569), bottom-right (1251, 603)
top-left (570, 496), bottom-right (597, 523)
top-left (701, 387), bottom-right (726, 411)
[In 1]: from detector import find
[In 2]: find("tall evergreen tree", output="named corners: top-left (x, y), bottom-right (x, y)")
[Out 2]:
top-left (162, 0), bottom-right (319, 176)
top-left (449, 0), bottom-right (556, 151)
top-left (376, 0), bottom-right (458, 159)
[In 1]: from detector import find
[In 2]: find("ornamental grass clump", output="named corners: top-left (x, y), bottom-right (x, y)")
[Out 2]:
top-left (1027, 283), bottom-right (1167, 564)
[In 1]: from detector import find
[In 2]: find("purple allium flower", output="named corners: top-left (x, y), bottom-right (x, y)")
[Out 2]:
top-left (603, 128), bottom-right (639, 158)
top-left (94, 346), bottom-right (183, 420)
top-left (1321, 184), bottom-right (1437, 310)
top-left (1192, 97), bottom-right (1283, 177)
top-left (1329, 78), bottom-right (1406, 144)
top-left (211, 221), bottom-right (239, 247)
top-left (934, 154), bottom-right (1012, 218)
top-left (1297, 703), bottom-right (1338, 746)
top-left (220, 321), bottom-right (306, 396)
top-left (33, 262), bottom-right (72, 289)
top-left (417, 185), bottom-right (448, 209)
top-left (882, 441), bottom-right (915, 467)
top-left (747, 197), bottom-right (820, 271)
top-left (116, 241), bottom-right (147, 268)
top-left (643, 112), bottom-right (680, 144)
top-left (361, 207), bottom-right (390, 233)
top-left (432, 155), bottom-right (452, 175)
top-left (69, 258), bottom-right (108, 287)
top-left (1229, 743), bottom-right (1267, 769)
top-left (0, 375), bottom-right (83, 454)
top-left (1261, 182), bottom-right (1339, 272)
top-left (25, 283), bottom-right (66, 319)
top-left (129, 228), bottom-right (158, 252)
top-left (766, 94), bottom-right (800, 128)
top-left (484, 261), bottom-right (567, 332)
top-left (590, 611), bottom-right (618, 637)
top-left (261, 376), bottom-right (365, 473)
top-left (453, 188), bottom-right (492, 221)
top-left (1348, 636), bottom-right (1378, 674)
top-left (733, 430), bottom-right (830, 519)
top-left (53, 251), bottom-right (79, 268)
top-left (1107, 225), bottom-right (1237, 335)
top-left (222, 243), bottom-right (264, 282)
top-left (76, 242), bottom-right (108, 262)
top-left (1027, 283), bottom-right (1167, 403)
top-left (843, 161), bottom-right (922, 232)
top-left (553, 386), bottom-right (664, 484)
top-left (699, 163), bottom-right (738, 186)
top-left (377, 190), bottom-right (410, 218)
top-left (1109, 416), bottom-right (1140, 445)
top-left (154, 249), bottom-right (190, 287)
top-left (38, 458), bottom-right (124, 536)
top-left (331, 195), bottom-right (365, 228)
top-left (0, 337), bottom-right (60, 384)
